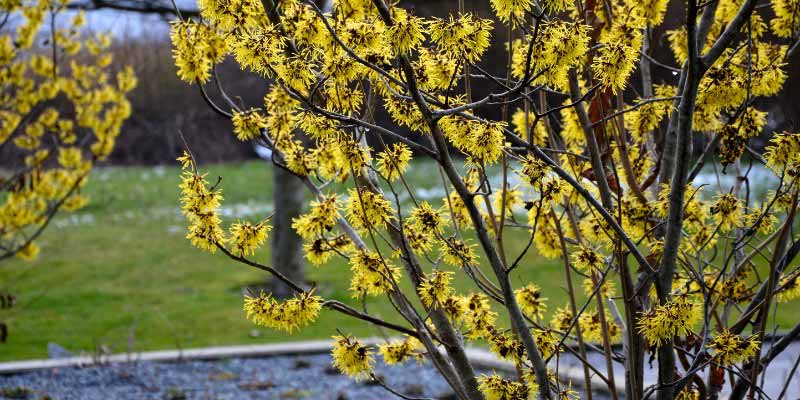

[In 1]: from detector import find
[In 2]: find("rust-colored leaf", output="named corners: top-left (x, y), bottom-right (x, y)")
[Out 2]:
top-left (710, 366), bottom-right (726, 389)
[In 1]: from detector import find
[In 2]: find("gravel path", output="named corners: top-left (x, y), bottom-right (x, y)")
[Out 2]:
top-left (2, 341), bottom-right (797, 399)
top-left (0, 354), bottom-right (459, 400)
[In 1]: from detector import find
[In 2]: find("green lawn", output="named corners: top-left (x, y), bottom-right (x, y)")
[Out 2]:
top-left (0, 160), bottom-right (566, 361)
top-left (1, 159), bottom-right (796, 361)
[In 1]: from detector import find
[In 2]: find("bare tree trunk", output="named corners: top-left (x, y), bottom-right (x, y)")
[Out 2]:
top-left (268, 166), bottom-right (306, 298)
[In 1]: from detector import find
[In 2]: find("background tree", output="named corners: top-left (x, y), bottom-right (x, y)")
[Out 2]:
top-left (268, 165), bottom-right (307, 297)
top-left (0, 0), bottom-right (136, 340)
top-left (170, 0), bottom-right (800, 398)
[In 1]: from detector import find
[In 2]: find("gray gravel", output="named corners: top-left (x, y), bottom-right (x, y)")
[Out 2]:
top-left (3, 341), bottom-right (798, 399)
top-left (0, 353), bottom-right (460, 400)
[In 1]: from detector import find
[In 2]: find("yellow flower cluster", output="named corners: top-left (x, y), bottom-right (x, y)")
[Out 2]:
top-left (385, 8), bottom-right (426, 55)
top-left (170, 20), bottom-right (227, 84)
top-left (232, 109), bottom-right (267, 141)
top-left (533, 328), bottom-right (560, 359)
top-left (429, 14), bottom-right (493, 63)
top-left (345, 189), bottom-right (394, 231)
top-left (1, 1), bottom-right (134, 261)
top-left (331, 335), bottom-right (373, 379)
top-left (348, 249), bottom-right (402, 297)
top-left (511, 22), bottom-right (590, 90)
top-left (592, 42), bottom-right (639, 94)
top-left (515, 284), bottom-right (547, 320)
top-left (439, 115), bottom-right (507, 164)
top-left (478, 373), bottom-right (532, 400)
top-left (229, 221), bottom-right (271, 257)
top-left (440, 236), bottom-right (479, 267)
top-left (179, 163), bottom-right (226, 252)
top-left (709, 194), bottom-right (742, 232)
top-left (580, 310), bottom-right (622, 343)
top-left (243, 290), bottom-right (322, 332)
top-left (489, 0), bottom-right (533, 25)
top-left (708, 330), bottom-right (760, 367)
top-left (375, 143), bottom-right (412, 181)
top-left (377, 336), bottom-right (423, 365)
top-left (772, 0), bottom-right (800, 38)
top-left (418, 270), bottom-right (455, 307)
top-left (304, 235), bottom-right (351, 266)
top-left (764, 132), bottom-right (800, 174)
top-left (550, 306), bottom-right (574, 332)
top-left (293, 194), bottom-right (341, 239)
top-left (462, 293), bottom-right (498, 339)
top-left (637, 296), bottom-right (699, 347)
top-left (571, 246), bottom-right (604, 273)
top-left (487, 329), bottom-right (525, 363)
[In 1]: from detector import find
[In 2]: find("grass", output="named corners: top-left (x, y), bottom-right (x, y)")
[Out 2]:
top-left (1, 159), bottom-right (797, 361)
top-left (0, 159), bottom-right (566, 361)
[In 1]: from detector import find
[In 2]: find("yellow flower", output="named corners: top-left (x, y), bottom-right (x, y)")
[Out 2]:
top-left (551, 306), bottom-right (574, 332)
top-left (375, 143), bottom-right (412, 181)
top-left (377, 336), bottom-right (422, 365)
top-left (515, 284), bottom-right (548, 320)
top-left (385, 8), bottom-right (426, 54)
top-left (345, 189), bottom-right (394, 231)
top-left (487, 330), bottom-right (525, 363)
top-left (243, 290), bottom-right (322, 332)
top-left (170, 21), bottom-right (226, 84)
top-left (409, 201), bottom-right (444, 234)
top-left (708, 330), bottom-right (760, 366)
top-left (478, 373), bottom-right (532, 400)
top-left (331, 335), bottom-right (373, 379)
top-left (229, 221), bottom-right (271, 257)
top-left (418, 270), bottom-right (454, 307)
top-left (490, 0), bottom-right (532, 25)
top-left (592, 41), bottom-right (638, 93)
top-left (62, 194), bottom-right (89, 212)
top-left (772, 0), bottom-right (800, 38)
top-left (709, 194), bottom-right (742, 232)
top-left (440, 236), bottom-right (479, 267)
top-left (349, 249), bottom-right (402, 297)
top-left (580, 309), bottom-right (622, 343)
top-left (439, 115), bottom-right (506, 164)
top-left (232, 109), bottom-right (267, 141)
top-left (440, 295), bottom-right (466, 321)
top-left (518, 155), bottom-right (548, 187)
top-left (533, 328), bottom-right (560, 359)
top-left (16, 242), bottom-right (40, 261)
top-left (179, 170), bottom-right (226, 252)
top-left (571, 246), bottom-right (604, 273)
top-left (303, 235), bottom-right (351, 266)
top-left (764, 132), bottom-right (800, 173)
top-left (429, 13), bottom-right (493, 63)
top-left (777, 274), bottom-right (800, 303)
top-left (636, 296), bottom-right (699, 347)
top-left (274, 55), bottom-right (316, 93)
top-left (293, 194), bottom-right (340, 239)
top-left (462, 293), bottom-right (497, 339)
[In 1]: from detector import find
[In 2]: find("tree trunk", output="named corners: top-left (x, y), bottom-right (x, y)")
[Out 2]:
top-left (267, 166), bottom-right (306, 298)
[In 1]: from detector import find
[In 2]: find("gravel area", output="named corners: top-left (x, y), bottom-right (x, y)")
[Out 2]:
top-left (2, 341), bottom-right (797, 399)
top-left (0, 353), bottom-right (460, 400)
